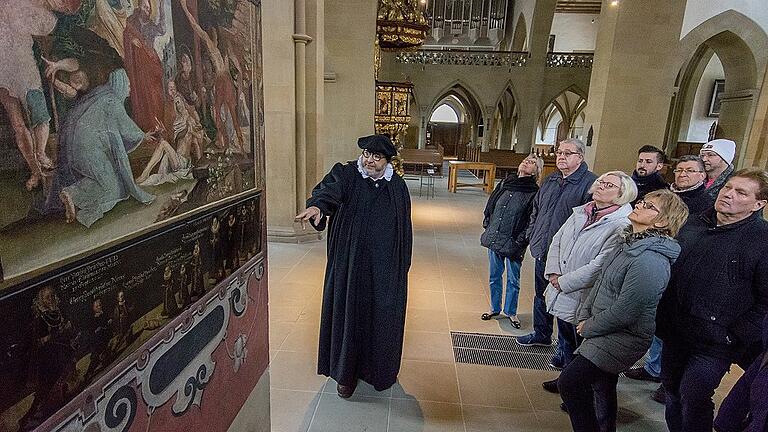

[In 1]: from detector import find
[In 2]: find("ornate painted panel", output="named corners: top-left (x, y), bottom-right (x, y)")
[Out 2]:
top-left (0, 0), bottom-right (268, 431)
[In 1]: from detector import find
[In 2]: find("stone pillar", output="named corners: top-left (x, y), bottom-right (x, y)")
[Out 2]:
top-left (744, 70), bottom-right (768, 168)
top-left (583, 0), bottom-right (687, 174)
top-left (514, 0), bottom-right (557, 154)
top-left (323, 0), bottom-right (377, 169)
top-left (418, 109), bottom-right (428, 149)
top-left (481, 107), bottom-right (495, 152)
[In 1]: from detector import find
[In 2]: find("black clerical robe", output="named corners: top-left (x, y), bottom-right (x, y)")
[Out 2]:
top-left (308, 162), bottom-right (412, 390)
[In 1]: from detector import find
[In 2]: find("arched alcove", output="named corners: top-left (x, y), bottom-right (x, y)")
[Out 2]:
top-left (536, 89), bottom-right (587, 146)
top-left (428, 82), bottom-right (484, 158)
top-left (490, 86), bottom-right (519, 150)
top-left (665, 11), bottom-right (768, 165)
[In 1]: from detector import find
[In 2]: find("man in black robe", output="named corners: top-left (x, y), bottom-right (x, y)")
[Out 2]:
top-left (296, 135), bottom-right (412, 399)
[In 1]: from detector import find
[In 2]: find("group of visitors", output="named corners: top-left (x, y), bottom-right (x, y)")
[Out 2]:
top-left (479, 137), bottom-right (768, 432)
top-left (294, 133), bottom-right (766, 432)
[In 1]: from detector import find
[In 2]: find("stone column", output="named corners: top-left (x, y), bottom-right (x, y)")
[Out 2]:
top-left (418, 111), bottom-right (428, 149)
top-left (583, 0), bottom-right (687, 174)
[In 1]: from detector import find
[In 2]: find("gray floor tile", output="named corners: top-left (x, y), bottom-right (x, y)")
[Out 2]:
top-left (462, 405), bottom-right (539, 432)
top-left (393, 361), bottom-right (460, 403)
top-left (269, 389), bottom-right (321, 432)
top-left (402, 330), bottom-right (455, 363)
top-left (307, 395), bottom-right (389, 432)
top-left (456, 363), bottom-right (533, 410)
top-left (388, 399), bottom-right (465, 432)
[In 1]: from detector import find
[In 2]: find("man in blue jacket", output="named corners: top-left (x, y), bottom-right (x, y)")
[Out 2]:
top-left (657, 168), bottom-right (768, 432)
top-left (516, 138), bottom-right (596, 361)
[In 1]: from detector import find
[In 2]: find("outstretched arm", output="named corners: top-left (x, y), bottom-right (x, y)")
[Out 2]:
top-left (178, 0), bottom-right (218, 58)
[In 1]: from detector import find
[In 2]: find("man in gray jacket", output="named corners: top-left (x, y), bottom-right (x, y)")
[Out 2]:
top-left (517, 138), bottom-right (597, 349)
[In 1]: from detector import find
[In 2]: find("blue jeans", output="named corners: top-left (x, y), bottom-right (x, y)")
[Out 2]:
top-left (532, 257), bottom-right (554, 340)
top-left (661, 343), bottom-right (731, 432)
top-left (643, 336), bottom-right (663, 378)
top-left (487, 250), bottom-right (522, 315)
top-left (555, 319), bottom-right (582, 366)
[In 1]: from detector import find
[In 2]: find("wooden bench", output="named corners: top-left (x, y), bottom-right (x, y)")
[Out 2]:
top-left (400, 148), bottom-right (444, 176)
top-left (477, 150), bottom-right (529, 178)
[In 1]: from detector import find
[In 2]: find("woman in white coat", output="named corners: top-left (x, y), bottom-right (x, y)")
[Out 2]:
top-left (541, 171), bottom-right (637, 393)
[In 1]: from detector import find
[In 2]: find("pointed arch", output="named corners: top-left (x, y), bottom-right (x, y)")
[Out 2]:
top-left (666, 10), bottom-right (768, 163)
top-left (510, 13), bottom-right (528, 51)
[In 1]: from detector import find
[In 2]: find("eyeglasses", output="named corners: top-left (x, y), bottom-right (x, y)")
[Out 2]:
top-left (699, 151), bottom-right (720, 159)
top-left (636, 199), bottom-right (660, 213)
top-left (596, 180), bottom-right (619, 189)
top-left (362, 150), bottom-right (384, 161)
top-left (555, 150), bottom-right (582, 158)
top-left (672, 168), bottom-right (703, 174)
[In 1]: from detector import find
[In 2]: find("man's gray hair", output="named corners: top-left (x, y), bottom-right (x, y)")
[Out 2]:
top-left (677, 155), bottom-right (705, 172)
top-left (558, 138), bottom-right (586, 155)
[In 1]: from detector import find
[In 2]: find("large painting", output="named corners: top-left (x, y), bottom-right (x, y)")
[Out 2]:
top-left (0, 0), bottom-right (264, 285)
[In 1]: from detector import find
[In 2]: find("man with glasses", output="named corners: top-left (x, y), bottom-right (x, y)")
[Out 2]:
top-left (699, 139), bottom-right (736, 200)
top-left (669, 155), bottom-right (714, 216)
top-left (632, 145), bottom-right (668, 206)
top-left (516, 138), bottom-right (597, 349)
top-left (657, 168), bottom-right (768, 432)
top-left (295, 134), bottom-right (413, 399)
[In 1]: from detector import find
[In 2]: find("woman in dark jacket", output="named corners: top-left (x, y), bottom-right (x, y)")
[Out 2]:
top-left (714, 314), bottom-right (768, 432)
top-left (558, 190), bottom-right (689, 432)
top-left (480, 155), bottom-right (542, 328)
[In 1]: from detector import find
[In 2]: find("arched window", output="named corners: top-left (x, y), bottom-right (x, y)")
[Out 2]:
top-left (430, 104), bottom-right (460, 123)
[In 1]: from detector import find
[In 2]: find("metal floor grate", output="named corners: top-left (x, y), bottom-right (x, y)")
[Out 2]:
top-left (451, 331), bottom-right (646, 373)
top-left (451, 331), bottom-right (560, 371)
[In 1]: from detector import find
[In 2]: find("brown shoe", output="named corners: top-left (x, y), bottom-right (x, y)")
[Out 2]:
top-left (651, 384), bottom-right (666, 404)
top-left (337, 383), bottom-right (356, 399)
top-left (624, 367), bottom-right (661, 383)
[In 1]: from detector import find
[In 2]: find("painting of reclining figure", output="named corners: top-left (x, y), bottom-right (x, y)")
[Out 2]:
top-left (0, 0), bottom-right (264, 284)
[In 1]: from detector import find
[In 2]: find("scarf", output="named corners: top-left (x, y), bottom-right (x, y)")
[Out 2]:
top-left (620, 225), bottom-right (672, 245)
top-left (582, 202), bottom-right (621, 229)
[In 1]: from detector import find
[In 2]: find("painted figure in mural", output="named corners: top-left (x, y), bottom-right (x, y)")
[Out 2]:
top-left (161, 264), bottom-right (179, 317)
top-left (20, 286), bottom-right (77, 431)
top-left (248, 200), bottom-right (258, 257)
top-left (123, 0), bottom-right (166, 132)
top-left (137, 80), bottom-right (206, 185)
top-left (179, 0), bottom-right (245, 152)
top-left (224, 211), bottom-right (239, 272)
top-left (238, 204), bottom-right (250, 260)
top-left (50, 69), bottom-right (156, 227)
top-left (296, 135), bottom-right (413, 398)
top-left (189, 240), bottom-right (206, 300)
top-left (209, 216), bottom-right (224, 281)
top-left (89, 0), bottom-right (133, 57)
top-left (175, 51), bottom-right (201, 111)
top-left (111, 290), bottom-right (134, 351)
top-left (84, 297), bottom-right (113, 381)
top-left (0, 0), bottom-right (80, 191)
top-left (177, 262), bottom-right (192, 308)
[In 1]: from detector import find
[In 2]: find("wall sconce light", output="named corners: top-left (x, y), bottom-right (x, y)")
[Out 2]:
top-left (610, 0), bottom-right (619, 6)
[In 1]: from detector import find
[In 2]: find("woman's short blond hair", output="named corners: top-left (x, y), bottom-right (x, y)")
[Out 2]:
top-left (643, 189), bottom-right (689, 238)
top-left (589, 171), bottom-right (638, 206)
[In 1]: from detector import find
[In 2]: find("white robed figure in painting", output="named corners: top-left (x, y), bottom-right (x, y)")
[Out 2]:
top-left (47, 69), bottom-right (156, 227)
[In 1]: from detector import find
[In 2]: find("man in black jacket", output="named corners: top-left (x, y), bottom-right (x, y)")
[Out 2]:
top-left (669, 155), bottom-right (714, 216)
top-left (631, 145), bottom-right (668, 205)
top-left (657, 168), bottom-right (768, 432)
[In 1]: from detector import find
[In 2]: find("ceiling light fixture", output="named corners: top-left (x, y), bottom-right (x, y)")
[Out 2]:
top-left (610, 0), bottom-right (619, 6)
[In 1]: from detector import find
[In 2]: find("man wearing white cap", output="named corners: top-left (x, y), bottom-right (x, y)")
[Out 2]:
top-left (699, 139), bottom-right (736, 201)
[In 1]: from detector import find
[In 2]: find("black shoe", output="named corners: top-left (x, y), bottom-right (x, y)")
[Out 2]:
top-left (624, 367), bottom-right (661, 383)
top-left (651, 384), bottom-right (666, 404)
top-left (542, 378), bottom-right (559, 394)
top-left (549, 356), bottom-right (565, 370)
top-left (560, 402), bottom-right (568, 413)
top-left (481, 312), bottom-right (500, 320)
top-left (337, 383), bottom-right (356, 399)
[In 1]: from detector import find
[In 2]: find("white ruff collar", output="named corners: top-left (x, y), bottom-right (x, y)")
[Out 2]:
top-left (357, 156), bottom-right (393, 181)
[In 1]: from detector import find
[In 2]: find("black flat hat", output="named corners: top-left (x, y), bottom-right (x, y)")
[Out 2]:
top-left (357, 135), bottom-right (397, 158)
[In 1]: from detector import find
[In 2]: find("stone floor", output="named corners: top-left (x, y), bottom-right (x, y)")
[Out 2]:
top-left (248, 173), bottom-right (739, 432)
